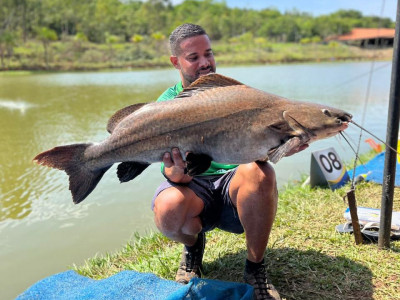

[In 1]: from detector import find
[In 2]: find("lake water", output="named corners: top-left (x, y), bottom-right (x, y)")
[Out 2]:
top-left (0, 61), bottom-right (393, 299)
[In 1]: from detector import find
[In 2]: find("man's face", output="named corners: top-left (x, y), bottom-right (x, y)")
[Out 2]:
top-left (170, 34), bottom-right (216, 87)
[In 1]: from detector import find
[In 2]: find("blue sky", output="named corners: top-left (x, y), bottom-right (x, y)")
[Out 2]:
top-left (171, 0), bottom-right (398, 21)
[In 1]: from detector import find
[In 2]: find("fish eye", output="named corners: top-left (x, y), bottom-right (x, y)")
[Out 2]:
top-left (322, 109), bottom-right (332, 117)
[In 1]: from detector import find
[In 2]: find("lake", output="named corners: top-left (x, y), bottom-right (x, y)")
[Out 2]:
top-left (0, 61), bottom-right (393, 299)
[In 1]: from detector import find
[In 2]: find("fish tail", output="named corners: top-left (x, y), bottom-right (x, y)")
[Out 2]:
top-left (33, 143), bottom-right (110, 204)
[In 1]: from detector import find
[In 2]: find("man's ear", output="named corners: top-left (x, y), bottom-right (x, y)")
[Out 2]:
top-left (170, 56), bottom-right (179, 69)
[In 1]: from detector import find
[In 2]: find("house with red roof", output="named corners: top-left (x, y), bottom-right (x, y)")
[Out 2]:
top-left (326, 28), bottom-right (395, 48)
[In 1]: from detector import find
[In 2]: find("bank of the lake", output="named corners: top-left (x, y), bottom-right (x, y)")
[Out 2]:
top-left (0, 39), bottom-right (394, 72)
top-left (75, 177), bottom-right (400, 300)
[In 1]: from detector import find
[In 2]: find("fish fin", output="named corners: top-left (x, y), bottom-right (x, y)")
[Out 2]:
top-left (268, 137), bottom-right (302, 164)
top-left (185, 152), bottom-right (212, 176)
top-left (107, 103), bottom-right (147, 133)
top-left (33, 144), bottom-right (111, 204)
top-left (117, 161), bottom-right (150, 183)
top-left (175, 73), bottom-right (244, 99)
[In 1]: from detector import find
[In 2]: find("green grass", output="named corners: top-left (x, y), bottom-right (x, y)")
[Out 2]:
top-left (1, 39), bottom-right (393, 72)
top-left (74, 151), bottom-right (400, 300)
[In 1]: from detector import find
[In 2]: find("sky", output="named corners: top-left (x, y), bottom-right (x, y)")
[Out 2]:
top-left (171, 0), bottom-right (398, 21)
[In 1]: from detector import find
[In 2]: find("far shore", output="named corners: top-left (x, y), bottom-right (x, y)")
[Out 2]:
top-left (0, 41), bottom-right (393, 73)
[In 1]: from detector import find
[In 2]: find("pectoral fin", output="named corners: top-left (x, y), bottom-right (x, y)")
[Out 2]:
top-left (117, 161), bottom-right (150, 182)
top-left (267, 137), bottom-right (302, 164)
top-left (185, 153), bottom-right (212, 176)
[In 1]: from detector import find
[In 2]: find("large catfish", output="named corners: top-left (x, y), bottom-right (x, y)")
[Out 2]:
top-left (34, 73), bottom-right (352, 203)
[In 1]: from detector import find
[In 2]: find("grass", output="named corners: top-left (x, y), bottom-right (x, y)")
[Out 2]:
top-left (1, 39), bottom-right (393, 72)
top-left (74, 150), bottom-right (400, 299)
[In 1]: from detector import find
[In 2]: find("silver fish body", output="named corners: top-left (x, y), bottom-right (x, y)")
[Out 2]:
top-left (34, 74), bottom-right (352, 203)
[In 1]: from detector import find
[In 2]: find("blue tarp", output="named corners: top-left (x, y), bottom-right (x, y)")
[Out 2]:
top-left (16, 270), bottom-right (253, 300)
top-left (347, 152), bottom-right (400, 186)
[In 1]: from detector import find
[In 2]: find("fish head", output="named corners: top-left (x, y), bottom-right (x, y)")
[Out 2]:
top-left (282, 102), bottom-right (352, 143)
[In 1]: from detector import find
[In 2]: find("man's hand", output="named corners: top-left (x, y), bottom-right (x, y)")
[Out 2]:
top-left (163, 148), bottom-right (193, 184)
top-left (285, 144), bottom-right (309, 157)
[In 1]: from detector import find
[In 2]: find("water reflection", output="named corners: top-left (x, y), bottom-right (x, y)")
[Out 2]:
top-left (0, 100), bottom-right (37, 114)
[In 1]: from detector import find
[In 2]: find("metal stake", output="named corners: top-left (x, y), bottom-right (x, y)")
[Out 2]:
top-left (379, 0), bottom-right (400, 249)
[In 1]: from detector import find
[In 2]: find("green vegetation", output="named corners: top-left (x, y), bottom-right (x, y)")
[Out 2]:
top-left (1, 38), bottom-right (393, 71)
top-left (74, 151), bottom-right (400, 300)
top-left (0, 0), bottom-right (395, 71)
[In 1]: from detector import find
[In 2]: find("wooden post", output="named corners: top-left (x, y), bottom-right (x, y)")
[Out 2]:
top-left (346, 189), bottom-right (364, 245)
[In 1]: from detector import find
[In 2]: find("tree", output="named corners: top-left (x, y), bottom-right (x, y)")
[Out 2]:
top-left (35, 26), bottom-right (58, 68)
top-left (0, 30), bottom-right (16, 68)
top-left (105, 32), bottom-right (120, 60)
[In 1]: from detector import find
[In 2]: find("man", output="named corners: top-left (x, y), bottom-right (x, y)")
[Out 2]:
top-left (152, 23), bottom-right (306, 300)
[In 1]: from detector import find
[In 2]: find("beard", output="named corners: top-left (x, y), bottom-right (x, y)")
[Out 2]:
top-left (182, 65), bottom-right (216, 85)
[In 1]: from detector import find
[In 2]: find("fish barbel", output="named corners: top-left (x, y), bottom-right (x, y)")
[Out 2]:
top-left (34, 73), bottom-right (352, 203)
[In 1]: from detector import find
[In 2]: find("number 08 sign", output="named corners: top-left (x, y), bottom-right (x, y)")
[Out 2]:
top-left (310, 147), bottom-right (349, 190)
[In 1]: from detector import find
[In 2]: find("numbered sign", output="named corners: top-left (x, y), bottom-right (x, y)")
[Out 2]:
top-left (310, 147), bottom-right (349, 190)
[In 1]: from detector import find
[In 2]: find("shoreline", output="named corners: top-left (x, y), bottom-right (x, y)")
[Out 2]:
top-left (0, 42), bottom-right (393, 73)
top-left (0, 56), bottom-right (392, 73)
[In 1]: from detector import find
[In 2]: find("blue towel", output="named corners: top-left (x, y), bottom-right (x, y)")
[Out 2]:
top-left (16, 270), bottom-right (253, 300)
top-left (347, 152), bottom-right (400, 186)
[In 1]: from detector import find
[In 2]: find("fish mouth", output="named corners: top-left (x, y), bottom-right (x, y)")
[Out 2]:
top-left (322, 108), bottom-right (352, 121)
top-left (323, 109), bottom-right (352, 127)
top-left (339, 113), bottom-right (352, 122)
top-left (332, 112), bottom-right (352, 132)
top-left (318, 112), bottom-right (352, 139)
top-left (336, 112), bottom-right (352, 125)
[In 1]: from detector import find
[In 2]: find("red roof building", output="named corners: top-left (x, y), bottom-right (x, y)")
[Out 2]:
top-left (326, 28), bottom-right (395, 48)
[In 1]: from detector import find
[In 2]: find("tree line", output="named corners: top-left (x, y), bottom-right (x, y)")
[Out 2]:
top-left (0, 0), bottom-right (395, 70)
top-left (1, 0), bottom-right (395, 44)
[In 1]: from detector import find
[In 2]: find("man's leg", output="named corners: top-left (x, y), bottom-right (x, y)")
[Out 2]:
top-left (229, 161), bottom-right (281, 300)
top-left (153, 185), bottom-right (205, 283)
top-left (229, 161), bottom-right (277, 262)
top-left (154, 185), bottom-right (204, 245)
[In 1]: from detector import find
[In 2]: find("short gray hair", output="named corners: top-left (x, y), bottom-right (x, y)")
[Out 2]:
top-left (169, 23), bottom-right (207, 56)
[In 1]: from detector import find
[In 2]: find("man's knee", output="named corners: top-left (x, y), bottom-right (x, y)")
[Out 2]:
top-left (153, 187), bottom-right (203, 234)
top-left (229, 161), bottom-right (277, 207)
top-left (240, 161), bottom-right (276, 188)
top-left (154, 188), bottom-right (186, 232)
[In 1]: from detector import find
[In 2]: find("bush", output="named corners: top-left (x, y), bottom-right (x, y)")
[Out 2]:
top-left (80, 49), bottom-right (105, 63)
top-left (75, 32), bottom-right (88, 42)
top-left (300, 37), bottom-right (311, 44)
top-left (328, 41), bottom-right (340, 48)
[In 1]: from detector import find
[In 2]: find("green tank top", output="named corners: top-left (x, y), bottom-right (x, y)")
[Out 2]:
top-left (157, 82), bottom-right (238, 176)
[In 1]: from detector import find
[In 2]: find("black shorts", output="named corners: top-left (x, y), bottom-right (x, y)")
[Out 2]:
top-left (152, 168), bottom-right (244, 234)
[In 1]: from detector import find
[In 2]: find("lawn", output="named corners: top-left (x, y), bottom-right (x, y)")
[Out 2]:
top-left (75, 165), bottom-right (400, 299)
